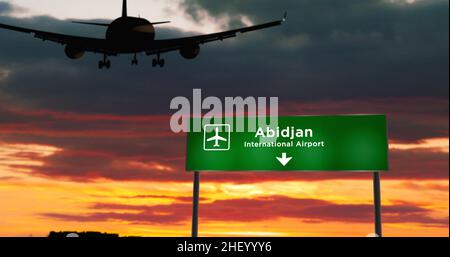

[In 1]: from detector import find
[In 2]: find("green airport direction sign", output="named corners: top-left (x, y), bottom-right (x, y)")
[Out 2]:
top-left (186, 115), bottom-right (389, 171)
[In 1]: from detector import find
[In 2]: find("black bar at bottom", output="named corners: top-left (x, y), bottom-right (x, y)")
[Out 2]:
top-left (373, 172), bottom-right (382, 237)
top-left (2, 237), bottom-right (448, 256)
top-left (192, 172), bottom-right (200, 237)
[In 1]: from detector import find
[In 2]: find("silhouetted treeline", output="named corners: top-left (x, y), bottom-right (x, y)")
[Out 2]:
top-left (48, 231), bottom-right (119, 238)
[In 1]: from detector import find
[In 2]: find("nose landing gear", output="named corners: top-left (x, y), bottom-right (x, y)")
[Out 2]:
top-left (152, 53), bottom-right (165, 68)
top-left (98, 54), bottom-right (111, 69)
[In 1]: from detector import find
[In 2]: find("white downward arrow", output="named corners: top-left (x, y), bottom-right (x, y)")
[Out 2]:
top-left (276, 153), bottom-right (292, 166)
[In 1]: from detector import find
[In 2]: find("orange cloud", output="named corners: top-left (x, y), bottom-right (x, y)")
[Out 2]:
top-left (40, 196), bottom-right (448, 228)
top-left (390, 138), bottom-right (449, 153)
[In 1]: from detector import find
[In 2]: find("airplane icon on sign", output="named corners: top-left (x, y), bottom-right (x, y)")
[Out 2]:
top-left (203, 124), bottom-right (231, 151)
top-left (207, 127), bottom-right (228, 147)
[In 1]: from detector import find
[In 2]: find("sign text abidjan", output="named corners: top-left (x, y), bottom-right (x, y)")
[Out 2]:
top-left (186, 115), bottom-right (389, 171)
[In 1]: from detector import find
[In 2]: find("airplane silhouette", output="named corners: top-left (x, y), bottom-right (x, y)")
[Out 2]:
top-left (207, 127), bottom-right (228, 147)
top-left (0, 0), bottom-right (286, 69)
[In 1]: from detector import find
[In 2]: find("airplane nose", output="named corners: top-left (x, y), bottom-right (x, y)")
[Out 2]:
top-left (132, 25), bottom-right (155, 33)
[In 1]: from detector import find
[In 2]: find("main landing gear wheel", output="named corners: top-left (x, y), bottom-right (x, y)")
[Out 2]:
top-left (98, 55), bottom-right (111, 69)
top-left (152, 58), bottom-right (165, 67)
top-left (131, 54), bottom-right (138, 66)
top-left (152, 53), bottom-right (165, 68)
top-left (98, 60), bottom-right (111, 69)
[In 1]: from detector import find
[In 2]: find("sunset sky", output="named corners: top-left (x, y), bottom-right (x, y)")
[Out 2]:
top-left (0, 0), bottom-right (448, 237)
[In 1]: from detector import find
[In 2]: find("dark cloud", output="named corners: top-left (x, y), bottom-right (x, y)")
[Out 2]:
top-left (117, 194), bottom-right (209, 202)
top-left (41, 196), bottom-right (449, 227)
top-left (0, 104), bottom-right (174, 138)
top-left (1, 96), bottom-right (448, 142)
top-left (180, 0), bottom-right (449, 98)
top-left (17, 142), bottom-right (447, 183)
top-left (22, 149), bottom-right (183, 182)
top-left (0, 1), bottom-right (13, 15)
top-left (387, 149), bottom-right (449, 180)
top-left (281, 97), bottom-right (449, 142)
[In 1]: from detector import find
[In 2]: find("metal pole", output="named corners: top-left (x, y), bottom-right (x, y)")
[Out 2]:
top-left (373, 172), bottom-right (382, 237)
top-left (192, 171), bottom-right (200, 237)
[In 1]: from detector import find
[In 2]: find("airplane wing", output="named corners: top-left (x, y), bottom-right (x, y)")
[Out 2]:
top-left (146, 12), bottom-right (287, 55)
top-left (0, 23), bottom-right (114, 55)
top-left (207, 137), bottom-right (217, 142)
top-left (207, 136), bottom-right (227, 142)
top-left (216, 137), bottom-right (227, 142)
top-left (0, 12), bottom-right (286, 57)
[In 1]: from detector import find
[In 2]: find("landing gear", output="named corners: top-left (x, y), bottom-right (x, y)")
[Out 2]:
top-left (152, 58), bottom-right (164, 67)
top-left (152, 53), bottom-right (165, 68)
top-left (131, 53), bottom-right (138, 65)
top-left (98, 55), bottom-right (111, 69)
top-left (98, 60), bottom-right (111, 69)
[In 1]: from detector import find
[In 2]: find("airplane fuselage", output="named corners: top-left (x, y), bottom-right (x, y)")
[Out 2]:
top-left (106, 17), bottom-right (155, 53)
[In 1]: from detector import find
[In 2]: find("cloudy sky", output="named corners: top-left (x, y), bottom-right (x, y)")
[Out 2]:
top-left (0, 0), bottom-right (448, 236)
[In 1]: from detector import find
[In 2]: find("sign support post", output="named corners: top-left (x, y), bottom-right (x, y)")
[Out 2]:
top-left (191, 171), bottom-right (200, 237)
top-left (373, 172), bottom-right (382, 237)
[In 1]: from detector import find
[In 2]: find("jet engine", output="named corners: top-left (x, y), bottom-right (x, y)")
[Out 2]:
top-left (64, 45), bottom-right (85, 59)
top-left (180, 44), bottom-right (200, 59)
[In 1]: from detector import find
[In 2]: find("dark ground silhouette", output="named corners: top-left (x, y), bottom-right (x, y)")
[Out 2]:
top-left (48, 231), bottom-right (119, 238)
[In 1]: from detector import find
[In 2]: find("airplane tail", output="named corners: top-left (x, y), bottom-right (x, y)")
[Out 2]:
top-left (121, 0), bottom-right (169, 24)
top-left (122, 0), bottom-right (127, 17)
